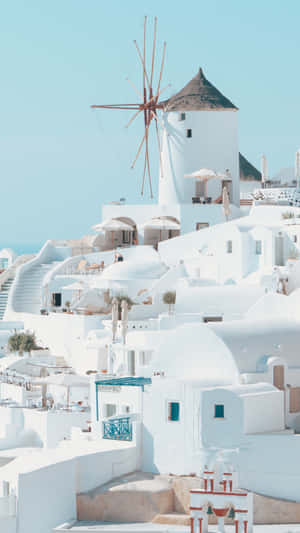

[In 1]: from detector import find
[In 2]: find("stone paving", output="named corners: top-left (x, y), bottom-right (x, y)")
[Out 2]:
top-left (60, 521), bottom-right (300, 532)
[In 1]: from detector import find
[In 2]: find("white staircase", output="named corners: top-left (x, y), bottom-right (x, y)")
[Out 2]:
top-left (13, 262), bottom-right (59, 314)
top-left (0, 278), bottom-right (14, 320)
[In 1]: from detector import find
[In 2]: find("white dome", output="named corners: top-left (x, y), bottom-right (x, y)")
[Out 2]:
top-left (151, 323), bottom-right (239, 386)
top-left (101, 259), bottom-right (167, 281)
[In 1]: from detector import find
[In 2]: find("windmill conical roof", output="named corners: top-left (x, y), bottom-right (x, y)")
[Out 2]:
top-left (164, 68), bottom-right (238, 111)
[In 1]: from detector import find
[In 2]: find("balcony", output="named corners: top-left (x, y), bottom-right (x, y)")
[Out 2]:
top-left (103, 416), bottom-right (132, 441)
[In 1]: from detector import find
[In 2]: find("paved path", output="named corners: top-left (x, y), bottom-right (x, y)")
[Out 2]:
top-left (62, 521), bottom-right (300, 532)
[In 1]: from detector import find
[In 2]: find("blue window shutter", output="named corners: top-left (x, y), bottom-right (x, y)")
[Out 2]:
top-left (215, 404), bottom-right (224, 418)
top-left (170, 402), bottom-right (180, 421)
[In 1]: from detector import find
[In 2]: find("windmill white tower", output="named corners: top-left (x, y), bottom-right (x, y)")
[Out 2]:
top-left (158, 68), bottom-right (240, 207)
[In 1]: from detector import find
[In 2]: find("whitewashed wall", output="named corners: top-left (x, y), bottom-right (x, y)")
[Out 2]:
top-left (159, 110), bottom-right (240, 207)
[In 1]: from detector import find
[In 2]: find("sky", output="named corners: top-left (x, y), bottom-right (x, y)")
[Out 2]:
top-left (0, 0), bottom-right (300, 248)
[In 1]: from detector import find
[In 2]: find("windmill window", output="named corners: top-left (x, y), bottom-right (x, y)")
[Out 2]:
top-left (179, 113), bottom-right (186, 121)
top-left (214, 404), bottom-right (224, 418)
top-left (186, 129), bottom-right (192, 138)
top-left (226, 240), bottom-right (233, 254)
top-left (168, 401), bottom-right (180, 422)
top-left (255, 240), bottom-right (262, 255)
top-left (294, 235), bottom-right (298, 243)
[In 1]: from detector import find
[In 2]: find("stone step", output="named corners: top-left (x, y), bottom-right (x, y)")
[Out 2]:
top-left (152, 513), bottom-right (190, 526)
top-left (77, 473), bottom-right (173, 523)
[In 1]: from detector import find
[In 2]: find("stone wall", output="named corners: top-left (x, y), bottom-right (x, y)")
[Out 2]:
top-left (77, 472), bottom-right (300, 525)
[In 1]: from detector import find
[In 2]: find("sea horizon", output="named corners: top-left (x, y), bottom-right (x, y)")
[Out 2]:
top-left (0, 242), bottom-right (43, 256)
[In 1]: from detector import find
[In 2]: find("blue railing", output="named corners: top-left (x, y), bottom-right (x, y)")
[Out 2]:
top-left (103, 416), bottom-right (132, 441)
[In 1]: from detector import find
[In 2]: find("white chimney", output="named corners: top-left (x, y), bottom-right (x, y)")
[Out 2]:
top-left (261, 154), bottom-right (268, 186)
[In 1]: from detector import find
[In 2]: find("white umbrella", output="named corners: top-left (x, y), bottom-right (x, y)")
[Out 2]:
top-left (142, 217), bottom-right (180, 243)
top-left (121, 299), bottom-right (128, 345)
top-left (142, 218), bottom-right (180, 231)
top-left (111, 297), bottom-right (119, 343)
top-left (36, 373), bottom-right (89, 409)
top-left (62, 281), bottom-right (88, 304)
top-left (184, 168), bottom-right (221, 199)
top-left (62, 281), bottom-right (88, 291)
top-left (184, 168), bottom-right (217, 179)
top-left (73, 289), bottom-right (106, 312)
top-left (92, 219), bottom-right (133, 248)
top-left (92, 219), bottom-right (133, 232)
top-left (222, 186), bottom-right (231, 221)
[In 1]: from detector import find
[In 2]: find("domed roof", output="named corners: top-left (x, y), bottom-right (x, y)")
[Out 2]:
top-left (164, 68), bottom-right (238, 112)
top-left (210, 318), bottom-right (300, 373)
top-left (151, 323), bottom-right (239, 386)
top-left (101, 259), bottom-right (167, 281)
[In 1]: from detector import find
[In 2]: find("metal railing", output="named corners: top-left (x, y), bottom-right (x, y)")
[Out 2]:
top-left (103, 416), bottom-right (132, 441)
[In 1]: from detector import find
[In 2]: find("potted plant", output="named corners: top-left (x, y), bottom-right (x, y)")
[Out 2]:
top-left (65, 301), bottom-right (72, 313)
top-left (163, 291), bottom-right (176, 314)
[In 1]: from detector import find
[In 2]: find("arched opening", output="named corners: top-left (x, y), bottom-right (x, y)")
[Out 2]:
top-left (143, 216), bottom-right (180, 248)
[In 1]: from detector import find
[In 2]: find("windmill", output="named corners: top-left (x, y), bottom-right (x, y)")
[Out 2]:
top-left (91, 16), bottom-right (169, 199)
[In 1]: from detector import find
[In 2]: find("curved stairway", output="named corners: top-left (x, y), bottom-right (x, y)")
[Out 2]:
top-left (0, 278), bottom-right (14, 320)
top-left (13, 261), bottom-right (59, 314)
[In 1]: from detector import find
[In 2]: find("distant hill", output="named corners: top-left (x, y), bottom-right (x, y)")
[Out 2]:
top-left (239, 153), bottom-right (261, 181)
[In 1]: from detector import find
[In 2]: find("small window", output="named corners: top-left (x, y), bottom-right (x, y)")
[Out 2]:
top-left (179, 113), bottom-right (186, 121)
top-left (255, 240), bottom-right (262, 255)
top-left (105, 404), bottom-right (116, 418)
top-left (226, 240), bottom-right (233, 254)
top-left (196, 223), bottom-right (209, 231)
top-left (186, 129), bottom-right (192, 138)
top-left (168, 402), bottom-right (180, 421)
top-left (294, 235), bottom-right (297, 243)
top-left (122, 404), bottom-right (130, 414)
top-left (214, 404), bottom-right (224, 418)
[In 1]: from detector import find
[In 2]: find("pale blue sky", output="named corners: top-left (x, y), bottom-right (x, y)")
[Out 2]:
top-left (0, 0), bottom-right (300, 247)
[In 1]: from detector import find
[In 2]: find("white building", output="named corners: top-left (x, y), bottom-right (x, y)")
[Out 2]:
top-left (97, 68), bottom-right (243, 251)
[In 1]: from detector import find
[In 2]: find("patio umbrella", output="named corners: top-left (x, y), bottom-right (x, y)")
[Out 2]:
top-left (121, 299), bottom-right (128, 345)
top-left (36, 373), bottom-right (89, 409)
top-left (62, 281), bottom-right (88, 301)
top-left (92, 219), bottom-right (133, 247)
top-left (142, 218), bottom-right (180, 242)
top-left (184, 168), bottom-right (220, 199)
top-left (142, 218), bottom-right (180, 231)
top-left (222, 186), bottom-right (231, 221)
top-left (111, 297), bottom-right (119, 343)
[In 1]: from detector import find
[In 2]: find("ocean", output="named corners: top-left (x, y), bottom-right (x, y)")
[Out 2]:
top-left (0, 243), bottom-right (43, 255)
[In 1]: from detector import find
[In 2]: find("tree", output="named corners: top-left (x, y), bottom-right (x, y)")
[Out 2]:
top-left (162, 291), bottom-right (176, 314)
top-left (21, 332), bottom-right (38, 356)
top-left (8, 331), bottom-right (38, 356)
top-left (8, 332), bottom-right (24, 355)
